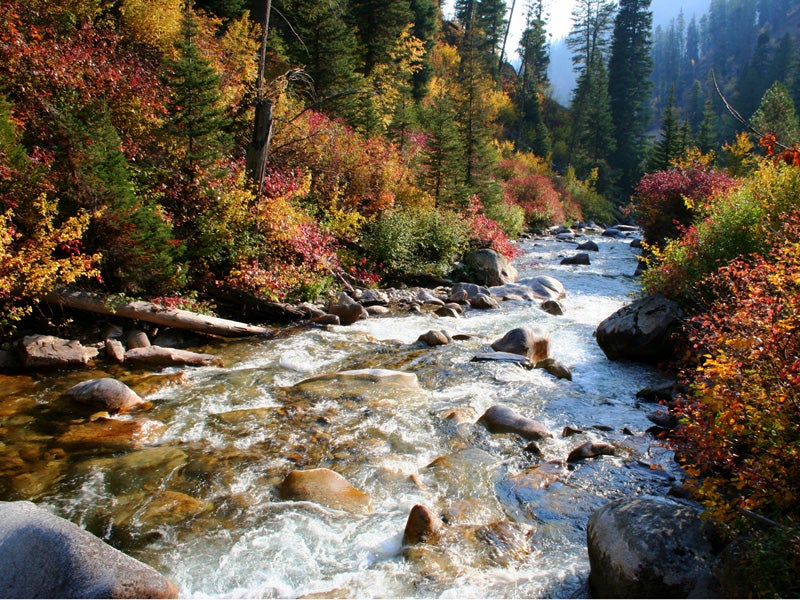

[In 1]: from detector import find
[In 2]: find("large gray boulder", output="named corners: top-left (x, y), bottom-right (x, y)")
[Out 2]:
top-left (0, 501), bottom-right (178, 598)
top-left (587, 496), bottom-right (721, 598)
top-left (464, 248), bottom-right (519, 286)
top-left (595, 294), bottom-right (683, 363)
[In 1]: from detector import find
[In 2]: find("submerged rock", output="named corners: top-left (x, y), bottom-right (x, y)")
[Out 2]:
top-left (56, 417), bottom-right (166, 452)
top-left (0, 500), bottom-right (178, 598)
top-left (471, 352), bottom-right (533, 368)
top-left (293, 368), bottom-right (420, 397)
top-left (280, 468), bottom-right (373, 513)
top-left (63, 378), bottom-right (146, 414)
top-left (587, 496), bottom-right (722, 598)
top-left (478, 404), bottom-right (551, 440)
top-left (535, 358), bottom-right (572, 380)
top-left (566, 440), bottom-right (616, 463)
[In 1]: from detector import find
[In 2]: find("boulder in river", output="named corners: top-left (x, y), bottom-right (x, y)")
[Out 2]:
top-left (577, 240), bottom-right (600, 252)
top-left (463, 248), bottom-right (519, 286)
top-left (587, 495), bottom-right (722, 598)
top-left (418, 330), bottom-right (451, 347)
top-left (449, 282), bottom-right (491, 303)
top-left (470, 293), bottom-right (500, 310)
top-left (293, 368), bottom-right (420, 398)
top-left (18, 335), bottom-right (98, 370)
top-left (539, 299), bottom-right (565, 316)
top-left (595, 294), bottom-right (683, 363)
top-left (327, 292), bottom-right (368, 325)
top-left (560, 252), bottom-right (591, 266)
top-left (0, 500), bottom-right (178, 598)
top-left (566, 440), bottom-right (616, 463)
top-left (472, 352), bottom-right (533, 368)
top-left (280, 468), bottom-right (373, 513)
top-left (402, 504), bottom-right (444, 547)
top-left (535, 358), bottom-right (572, 380)
top-left (478, 404), bottom-right (551, 440)
top-left (63, 378), bottom-right (146, 414)
top-left (491, 326), bottom-right (550, 363)
top-left (517, 276), bottom-right (566, 300)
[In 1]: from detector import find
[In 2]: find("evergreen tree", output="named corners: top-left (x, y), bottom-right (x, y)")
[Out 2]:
top-left (409, 0), bottom-right (440, 98)
top-left (195, 0), bottom-right (247, 18)
top-left (566, 0), bottom-right (616, 74)
top-left (607, 0), bottom-right (653, 196)
top-left (697, 97), bottom-right (717, 154)
top-left (649, 85), bottom-right (683, 171)
top-left (349, 0), bottom-right (414, 75)
top-left (455, 0), bottom-right (509, 62)
top-left (736, 31), bottom-right (774, 120)
top-left (771, 33), bottom-right (794, 85)
top-left (515, 0), bottom-right (551, 155)
top-left (420, 92), bottom-right (466, 206)
top-left (751, 81), bottom-right (800, 145)
top-left (163, 1), bottom-right (231, 186)
top-left (686, 79), bottom-right (705, 134)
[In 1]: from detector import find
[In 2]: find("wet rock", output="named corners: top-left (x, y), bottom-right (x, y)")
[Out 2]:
top-left (293, 369), bottom-right (420, 397)
top-left (365, 305), bottom-right (389, 316)
top-left (105, 339), bottom-right (126, 363)
top-left (434, 306), bottom-right (460, 318)
top-left (327, 293), bottom-right (368, 325)
top-left (416, 289), bottom-right (445, 306)
top-left (523, 441), bottom-right (543, 457)
top-left (603, 228), bottom-right (625, 238)
top-left (18, 335), bottom-right (98, 370)
top-left (311, 313), bottom-right (341, 325)
top-left (577, 240), bottom-right (600, 252)
top-left (491, 326), bottom-right (550, 363)
top-left (535, 358), bottom-right (572, 380)
top-left (471, 352), bottom-right (533, 368)
top-left (556, 232), bottom-right (575, 241)
top-left (478, 404), bottom-right (551, 440)
top-left (439, 406), bottom-right (478, 425)
top-left (418, 330), bottom-right (451, 347)
top-left (0, 500), bottom-right (178, 598)
top-left (114, 490), bottom-right (214, 529)
top-left (587, 496), bottom-right (722, 598)
top-left (56, 417), bottom-right (166, 452)
top-left (126, 330), bottom-right (151, 349)
top-left (280, 468), bottom-right (373, 513)
top-left (449, 283), bottom-right (491, 303)
top-left (489, 283), bottom-right (539, 301)
top-left (475, 520), bottom-right (534, 566)
top-left (469, 293), bottom-right (500, 309)
top-left (566, 441), bottom-right (616, 463)
top-left (463, 248), bottom-right (519, 286)
top-left (125, 346), bottom-right (223, 368)
top-left (647, 408), bottom-right (678, 430)
top-left (63, 378), bottom-right (146, 414)
top-left (630, 237), bottom-right (643, 249)
top-left (560, 252), bottom-right (591, 266)
top-left (358, 289), bottom-right (390, 306)
top-left (402, 504), bottom-right (443, 547)
top-left (540, 299), bottom-right (565, 316)
top-left (517, 276), bottom-right (566, 300)
top-left (562, 426), bottom-right (584, 437)
top-left (596, 294), bottom-right (684, 363)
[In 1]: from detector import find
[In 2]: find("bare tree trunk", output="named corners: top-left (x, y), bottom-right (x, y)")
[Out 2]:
top-left (246, 0), bottom-right (274, 193)
top-left (46, 288), bottom-right (271, 337)
top-left (498, 0), bottom-right (517, 72)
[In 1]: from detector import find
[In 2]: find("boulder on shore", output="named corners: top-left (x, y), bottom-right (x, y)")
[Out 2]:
top-left (463, 248), bottom-right (519, 286)
top-left (595, 294), bottom-right (683, 363)
top-left (18, 335), bottom-right (98, 370)
top-left (0, 500), bottom-right (178, 598)
top-left (587, 496), bottom-right (722, 598)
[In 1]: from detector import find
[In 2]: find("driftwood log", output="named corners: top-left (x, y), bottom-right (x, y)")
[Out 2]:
top-left (46, 288), bottom-right (271, 338)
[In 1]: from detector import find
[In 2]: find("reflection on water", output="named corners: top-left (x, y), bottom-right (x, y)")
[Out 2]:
top-left (0, 234), bottom-right (680, 598)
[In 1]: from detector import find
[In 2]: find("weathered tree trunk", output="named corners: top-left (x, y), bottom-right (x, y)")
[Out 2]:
top-left (45, 288), bottom-right (271, 338)
top-left (246, 0), bottom-right (274, 193)
top-left (206, 286), bottom-right (308, 324)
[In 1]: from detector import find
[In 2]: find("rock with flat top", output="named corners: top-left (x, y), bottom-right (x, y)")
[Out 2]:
top-left (18, 335), bottom-right (97, 370)
top-left (280, 468), bottom-right (373, 513)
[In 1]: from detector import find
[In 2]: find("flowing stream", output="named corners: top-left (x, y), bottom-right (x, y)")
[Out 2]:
top-left (0, 233), bottom-right (681, 598)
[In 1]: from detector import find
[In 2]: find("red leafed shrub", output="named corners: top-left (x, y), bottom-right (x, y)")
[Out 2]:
top-left (465, 197), bottom-right (520, 259)
top-left (503, 173), bottom-right (564, 228)
top-left (631, 164), bottom-right (738, 248)
top-left (671, 216), bottom-right (800, 526)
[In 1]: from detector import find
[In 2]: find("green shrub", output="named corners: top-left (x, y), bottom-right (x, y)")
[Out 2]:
top-left (363, 206), bottom-right (469, 277)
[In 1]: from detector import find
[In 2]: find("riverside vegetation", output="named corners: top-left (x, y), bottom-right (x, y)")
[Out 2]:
top-left (1, 0), bottom-right (800, 596)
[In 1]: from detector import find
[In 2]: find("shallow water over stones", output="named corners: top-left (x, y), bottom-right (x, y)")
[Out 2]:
top-left (0, 233), bottom-right (680, 598)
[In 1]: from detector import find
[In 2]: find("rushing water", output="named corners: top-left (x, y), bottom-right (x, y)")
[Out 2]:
top-left (0, 233), bottom-right (681, 598)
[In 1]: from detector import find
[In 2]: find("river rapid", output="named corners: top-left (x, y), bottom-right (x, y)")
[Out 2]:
top-left (0, 232), bottom-right (681, 598)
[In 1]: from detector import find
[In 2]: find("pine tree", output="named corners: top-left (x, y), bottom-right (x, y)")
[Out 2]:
top-left (409, 0), bottom-right (440, 98)
top-left (515, 0), bottom-right (551, 155)
top-left (420, 92), bottom-right (466, 206)
top-left (163, 1), bottom-right (231, 184)
top-left (607, 0), bottom-right (653, 196)
top-left (649, 86), bottom-right (683, 171)
top-left (751, 81), bottom-right (800, 145)
top-left (566, 0), bottom-right (616, 74)
top-left (697, 97), bottom-right (717, 154)
top-left (349, 0), bottom-right (414, 75)
top-left (456, 0), bottom-right (509, 73)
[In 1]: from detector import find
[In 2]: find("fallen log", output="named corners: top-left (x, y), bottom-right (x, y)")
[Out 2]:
top-left (45, 288), bottom-right (271, 338)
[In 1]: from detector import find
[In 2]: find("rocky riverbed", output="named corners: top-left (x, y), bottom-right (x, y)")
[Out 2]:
top-left (0, 229), bottom-right (710, 598)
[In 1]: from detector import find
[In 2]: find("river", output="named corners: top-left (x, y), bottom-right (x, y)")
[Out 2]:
top-left (0, 232), bottom-right (680, 598)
